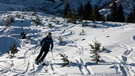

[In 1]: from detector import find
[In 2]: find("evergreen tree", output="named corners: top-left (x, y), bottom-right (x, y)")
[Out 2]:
top-left (126, 8), bottom-right (135, 23)
top-left (89, 41), bottom-right (105, 64)
top-left (83, 1), bottom-right (92, 20)
top-left (93, 6), bottom-right (102, 21)
top-left (110, 1), bottom-right (118, 22)
top-left (78, 3), bottom-right (83, 20)
top-left (67, 11), bottom-right (77, 23)
top-left (62, 2), bottom-right (71, 18)
top-left (117, 4), bottom-right (125, 22)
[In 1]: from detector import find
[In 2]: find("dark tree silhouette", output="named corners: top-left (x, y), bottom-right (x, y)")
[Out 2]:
top-left (117, 4), bottom-right (125, 22)
top-left (93, 6), bottom-right (102, 21)
top-left (83, 1), bottom-right (92, 20)
top-left (62, 2), bottom-right (71, 18)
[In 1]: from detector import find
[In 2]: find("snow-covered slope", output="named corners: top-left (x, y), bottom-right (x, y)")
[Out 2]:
top-left (0, 3), bottom-right (27, 11)
top-left (0, 11), bottom-right (135, 76)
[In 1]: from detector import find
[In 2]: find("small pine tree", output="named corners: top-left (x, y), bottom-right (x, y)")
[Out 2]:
top-left (60, 53), bottom-right (70, 67)
top-left (9, 44), bottom-right (18, 56)
top-left (89, 41), bottom-right (105, 64)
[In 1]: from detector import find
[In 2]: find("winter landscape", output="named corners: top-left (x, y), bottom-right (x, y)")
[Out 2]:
top-left (0, 0), bottom-right (135, 76)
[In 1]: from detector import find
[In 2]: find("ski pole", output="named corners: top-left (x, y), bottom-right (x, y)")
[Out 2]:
top-left (51, 50), bottom-right (54, 60)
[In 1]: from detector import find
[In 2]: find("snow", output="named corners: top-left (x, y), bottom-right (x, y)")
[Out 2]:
top-left (0, 11), bottom-right (135, 76)
top-left (0, 3), bottom-right (26, 11)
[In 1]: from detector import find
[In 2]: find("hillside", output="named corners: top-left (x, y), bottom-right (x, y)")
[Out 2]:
top-left (0, 0), bottom-right (134, 15)
top-left (0, 11), bottom-right (135, 76)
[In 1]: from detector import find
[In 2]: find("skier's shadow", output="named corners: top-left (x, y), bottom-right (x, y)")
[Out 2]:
top-left (30, 65), bottom-right (45, 75)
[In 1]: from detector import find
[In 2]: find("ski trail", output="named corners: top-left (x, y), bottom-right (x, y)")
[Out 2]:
top-left (114, 64), bottom-right (121, 74)
top-left (119, 64), bottom-right (127, 76)
top-left (43, 63), bottom-right (54, 75)
top-left (29, 65), bottom-right (45, 76)
top-left (116, 42), bottom-right (135, 76)
top-left (74, 57), bottom-right (94, 75)
top-left (117, 42), bottom-right (133, 55)
top-left (117, 56), bottom-right (134, 76)
top-left (103, 53), bottom-right (134, 76)
top-left (44, 62), bottom-right (66, 75)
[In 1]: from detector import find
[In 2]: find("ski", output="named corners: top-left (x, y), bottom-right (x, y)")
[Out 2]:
top-left (35, 60), bottom-right (49, 66)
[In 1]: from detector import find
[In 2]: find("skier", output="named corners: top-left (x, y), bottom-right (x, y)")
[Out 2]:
top-left (35, 32), bottom-right (54, 64)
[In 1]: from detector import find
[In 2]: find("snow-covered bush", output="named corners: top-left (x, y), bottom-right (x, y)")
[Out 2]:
top-left (82, 20), bottom-right (87, 27)
top-left (89, 40), bottom-right (105, 64)
top-left (60, 53), bottom-right (70, 67)
top-left (58, 36), bottom-right (63, 44)
top-left (93, 24), bottom-right (97, 28)
top-left (32, 11), bottom-right (37, 16)
top-left (20, 32), bottom-right (26, 39)
top-left (32, 16), bottom-right (42, 26)
top-left (5, 15), bottom-right (14, 26)
top-left (48, 23), bottom-right (54, 29)
top-left (9, 43), bottom-right (18, 57)
top-left (79, 29), bottom-right (85, 36)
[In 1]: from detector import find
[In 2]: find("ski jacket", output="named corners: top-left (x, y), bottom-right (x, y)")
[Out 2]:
top-left (40, 36), bottom-right (53, 50)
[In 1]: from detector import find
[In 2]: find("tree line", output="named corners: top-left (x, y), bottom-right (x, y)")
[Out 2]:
top-left (62, 1), bottom-right (135, 23)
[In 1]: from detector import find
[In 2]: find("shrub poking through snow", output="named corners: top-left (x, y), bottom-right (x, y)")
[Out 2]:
top-left (89, 40), bottom-right (105, 64)
top-left (5, 15), bottom-right (14, 26)
top-left (32, 16), bottom-right (42, 26)
top-left (79, 29), bottom-right (85, 36)
top-left (32, 11), bottom-right (37, 16)
top-left (93, 24), bottom-right (97, 28)
top-left (82, 20), bottom-right (87, 27)
top-left (9, 43), bottom-right (18, 57)
top-left (20, 32), bottom-right (26, 39)
top-left (60, 53), bottom-right (70, 67)
top-left (48, 23), bottom-right (54, 29)
top-left (58, 36), bottom-right (63, 44)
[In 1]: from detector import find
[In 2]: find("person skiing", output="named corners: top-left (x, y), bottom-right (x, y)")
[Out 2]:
top-left (35, 32), bottom-right (54, 64)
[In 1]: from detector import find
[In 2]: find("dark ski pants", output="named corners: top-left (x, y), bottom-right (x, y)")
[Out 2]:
top-left (35, 46), bottom-right (49, 62)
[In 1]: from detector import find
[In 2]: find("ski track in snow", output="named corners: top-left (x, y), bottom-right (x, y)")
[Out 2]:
top-left (74, 57), bottom-right (94, 75)
top-left (0, 12), bottom-right (135, 76)
top-left (103, 42), bottom-right (135, 76)
top-left (116, 42), bottom-right (135, 76)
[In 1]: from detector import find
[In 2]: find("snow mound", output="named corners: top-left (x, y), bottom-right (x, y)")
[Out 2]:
top-left (0, 37), bottom-right (20, 55)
